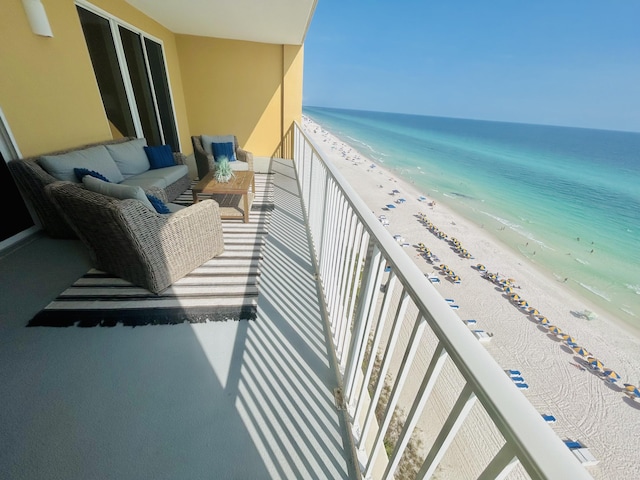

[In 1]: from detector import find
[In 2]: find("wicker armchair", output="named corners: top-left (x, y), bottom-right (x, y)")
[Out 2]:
top-left (45, 182), bottom-right (224, 294)
top-left (191, 135), bottom-right (253, 180)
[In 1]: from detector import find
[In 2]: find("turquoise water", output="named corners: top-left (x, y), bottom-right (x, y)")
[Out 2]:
top-left (303, 106), bottom-right (640, 329)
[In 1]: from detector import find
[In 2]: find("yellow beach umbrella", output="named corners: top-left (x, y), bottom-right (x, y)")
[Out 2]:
top-left (624, 384), bottom-right (640, 398)
top-left (572, 345), bottom-right (589, 357)
top-left (548, 325), bottom-right (562, 335)
top-left (602, 369), bottom-right (620, 382)
top-left (586, 357), bottom-right (604, 370)
top-left (527, 308), bottom-right (540, 316)
top-left (510, 293), bottom-right (520, 301)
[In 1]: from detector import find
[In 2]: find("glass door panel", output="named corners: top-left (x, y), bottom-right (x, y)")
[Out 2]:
top-left (119, 26), bottom-right (162, 146)
top-left (76, 6), bottom-right (136, 138)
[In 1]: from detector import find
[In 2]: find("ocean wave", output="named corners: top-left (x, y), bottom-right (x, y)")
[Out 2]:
top-left (625, 283), bottom-right (640, 295)
top-left (620, 306), bottom-right (636, 317)
top-left (480, 211), bottom-right (521, 229)
top-left (480, 211), bottom-right (554, 250)
top-left (346, 135), bottom-right (388, 157)
top-left (575, 257), bottom-right (590, 265)
top-left (577, 282), bottom-right (611, 302)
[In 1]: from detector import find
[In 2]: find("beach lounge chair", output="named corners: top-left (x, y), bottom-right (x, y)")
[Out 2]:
top-left (428, 276), bottom-right (440, 283)
top-left (505, 369), bottom-right (521, 376)
top-left (563, 440), bottom-right (599, 466)
top-left (449, 304), bottom-right (460, 309)
top-left (473, 330), bottom-right (492, 342)
top-left (510, 376), bottom-right (525, 383)
top-left (464, 319), bottom-right (477, 325)
top-left (445, 298), bottom-right (455, 303)
top-left (542, 414), bottom-right (556, 423)
top-left (514, 382), bottom-right (529, 389)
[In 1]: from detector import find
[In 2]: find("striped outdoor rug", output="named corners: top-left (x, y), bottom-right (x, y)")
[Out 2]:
top-left (28, 174), bottom-right (273, 327)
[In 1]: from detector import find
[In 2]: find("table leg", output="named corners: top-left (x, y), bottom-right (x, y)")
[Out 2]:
top-left (192, 191), bottom-right (199, 204)
top-left (243, 193), bottom-right (249, 223)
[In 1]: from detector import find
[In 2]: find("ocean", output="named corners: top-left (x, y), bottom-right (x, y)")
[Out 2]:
top-left (303, 106), bottom-right (640, 330)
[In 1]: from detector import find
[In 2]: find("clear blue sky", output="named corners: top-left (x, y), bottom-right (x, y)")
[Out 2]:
top-left (302, 1), bottom-right (640, 132)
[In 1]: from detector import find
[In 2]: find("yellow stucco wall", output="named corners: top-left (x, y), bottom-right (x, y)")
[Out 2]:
top-left (176, 36), bottom-right (303, 158)
top-left (0, 0), bottom-right (190, 157)
top-left (1, 0), bottom-right (303, 160)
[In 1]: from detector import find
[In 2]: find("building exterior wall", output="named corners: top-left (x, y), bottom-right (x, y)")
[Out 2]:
top-left (176, 35), bottom-right (303, 158)
top-left (1, 0), bottom-right (303, 160)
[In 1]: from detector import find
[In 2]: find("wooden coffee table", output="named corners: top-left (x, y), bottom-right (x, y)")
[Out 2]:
top-left (192, 170), bottom-right (255, 223)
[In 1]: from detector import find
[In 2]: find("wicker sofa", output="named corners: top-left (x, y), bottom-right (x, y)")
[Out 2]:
top-left (8, 137), bottom-right (191, 238)
top-left (45, 181), bottom-right (224, 294)
top-left (191, 135), bottom-right (253, 180)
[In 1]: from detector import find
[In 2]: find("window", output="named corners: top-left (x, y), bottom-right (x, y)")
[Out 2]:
top-left (76, 3), bottom-right (179, 151)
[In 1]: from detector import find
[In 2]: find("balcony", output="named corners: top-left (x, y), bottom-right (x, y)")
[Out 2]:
top-left (0, 125), bottom-right (591, 479)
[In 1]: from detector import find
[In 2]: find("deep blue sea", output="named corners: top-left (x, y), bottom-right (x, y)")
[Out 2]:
top-left (303, 106), bottom-right (640, 330)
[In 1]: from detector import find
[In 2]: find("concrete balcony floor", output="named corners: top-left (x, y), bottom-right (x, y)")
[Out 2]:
top-left (0, 159), bottom-right (358, 479)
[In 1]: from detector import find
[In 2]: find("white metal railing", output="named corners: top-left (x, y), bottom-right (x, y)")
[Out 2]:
top-left (291, 123), bottom-right (592, 480)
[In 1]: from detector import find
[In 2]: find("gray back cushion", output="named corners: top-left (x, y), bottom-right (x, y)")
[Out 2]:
top-left (82, 175), bottom-right (153, 210)
top-left (105, 139), bottom-right (150, 177)
top-left (39, 145), bottom-right (124, 183)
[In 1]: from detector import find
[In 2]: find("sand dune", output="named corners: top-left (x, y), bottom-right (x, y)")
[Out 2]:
top-left (302, 116), bottom-right (640, 479)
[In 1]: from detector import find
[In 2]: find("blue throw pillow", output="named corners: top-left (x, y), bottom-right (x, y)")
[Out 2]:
top-left (144, 145), bottom-right (176, 169)
top-left (212, 142), bottom-right (236, 162)
top-left (146, 194), bottom-right (171, 214)
top-left (74, 168), bottom-right (110, 183)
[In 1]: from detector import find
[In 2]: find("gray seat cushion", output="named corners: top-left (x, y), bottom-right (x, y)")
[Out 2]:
top-left (120, 164), bottom-right (189, 190)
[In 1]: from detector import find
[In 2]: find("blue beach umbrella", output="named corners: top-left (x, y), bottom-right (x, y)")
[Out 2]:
top-left (587, 357), bottom-right (604, 370)
top-left (572, 345), bottom-right (589, 357)
top-left (624, 384), bottom-right (640, 398)
top-left (602, 369), bottom-right (620, 382)
top-left (548, 325), bottom-right (562, 335)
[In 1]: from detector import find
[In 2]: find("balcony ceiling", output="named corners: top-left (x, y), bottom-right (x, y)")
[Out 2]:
top-left (125, 0), bottom-right (318, 45)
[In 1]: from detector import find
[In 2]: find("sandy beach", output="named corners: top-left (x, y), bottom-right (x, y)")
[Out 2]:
top-left (302, 115), bottom-right (640, 479)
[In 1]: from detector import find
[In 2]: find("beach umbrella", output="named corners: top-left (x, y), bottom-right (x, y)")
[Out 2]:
top-left (539, 317), bottom-right (550, 326)
top-left (476, 264), bottom-right (486, 271)
top-left (587, 357), bottom-right (603, 370)
top-left (572, 345), bottom-right (589, 357)
top-left (548, 325), bottom-right (562, 335)
top-left (624, 384), bottom-right (640, 398)
top-left (560, 334), bottom-right (577, 345)
top-left (503, 286), bottom-right (513, 293)
top-left (602, 369), bottom-right (620, 382)
top-left (509, 293), bottom-right (520, 301)
top-left (527, 308), bottom-right (540, 316)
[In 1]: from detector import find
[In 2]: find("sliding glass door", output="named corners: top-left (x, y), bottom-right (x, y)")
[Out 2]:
top-left (76, 4), bottom-right (179, 151)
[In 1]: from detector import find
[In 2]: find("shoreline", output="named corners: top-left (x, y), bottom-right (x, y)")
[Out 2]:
top-left (302, 115), bottom-right (640, 478)
top-left (382, 163), bottom-right (640, 337)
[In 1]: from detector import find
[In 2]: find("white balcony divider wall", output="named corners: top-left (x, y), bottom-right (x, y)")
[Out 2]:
top-left (292, 123), bottom-right (592, 480)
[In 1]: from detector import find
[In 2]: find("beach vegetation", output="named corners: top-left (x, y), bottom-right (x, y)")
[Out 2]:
top-left (368, 348), bottom-right (424, 479)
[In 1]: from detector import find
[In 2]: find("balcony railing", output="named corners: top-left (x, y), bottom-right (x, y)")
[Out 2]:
top-left (291, 123), bottom-right (592, 479)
